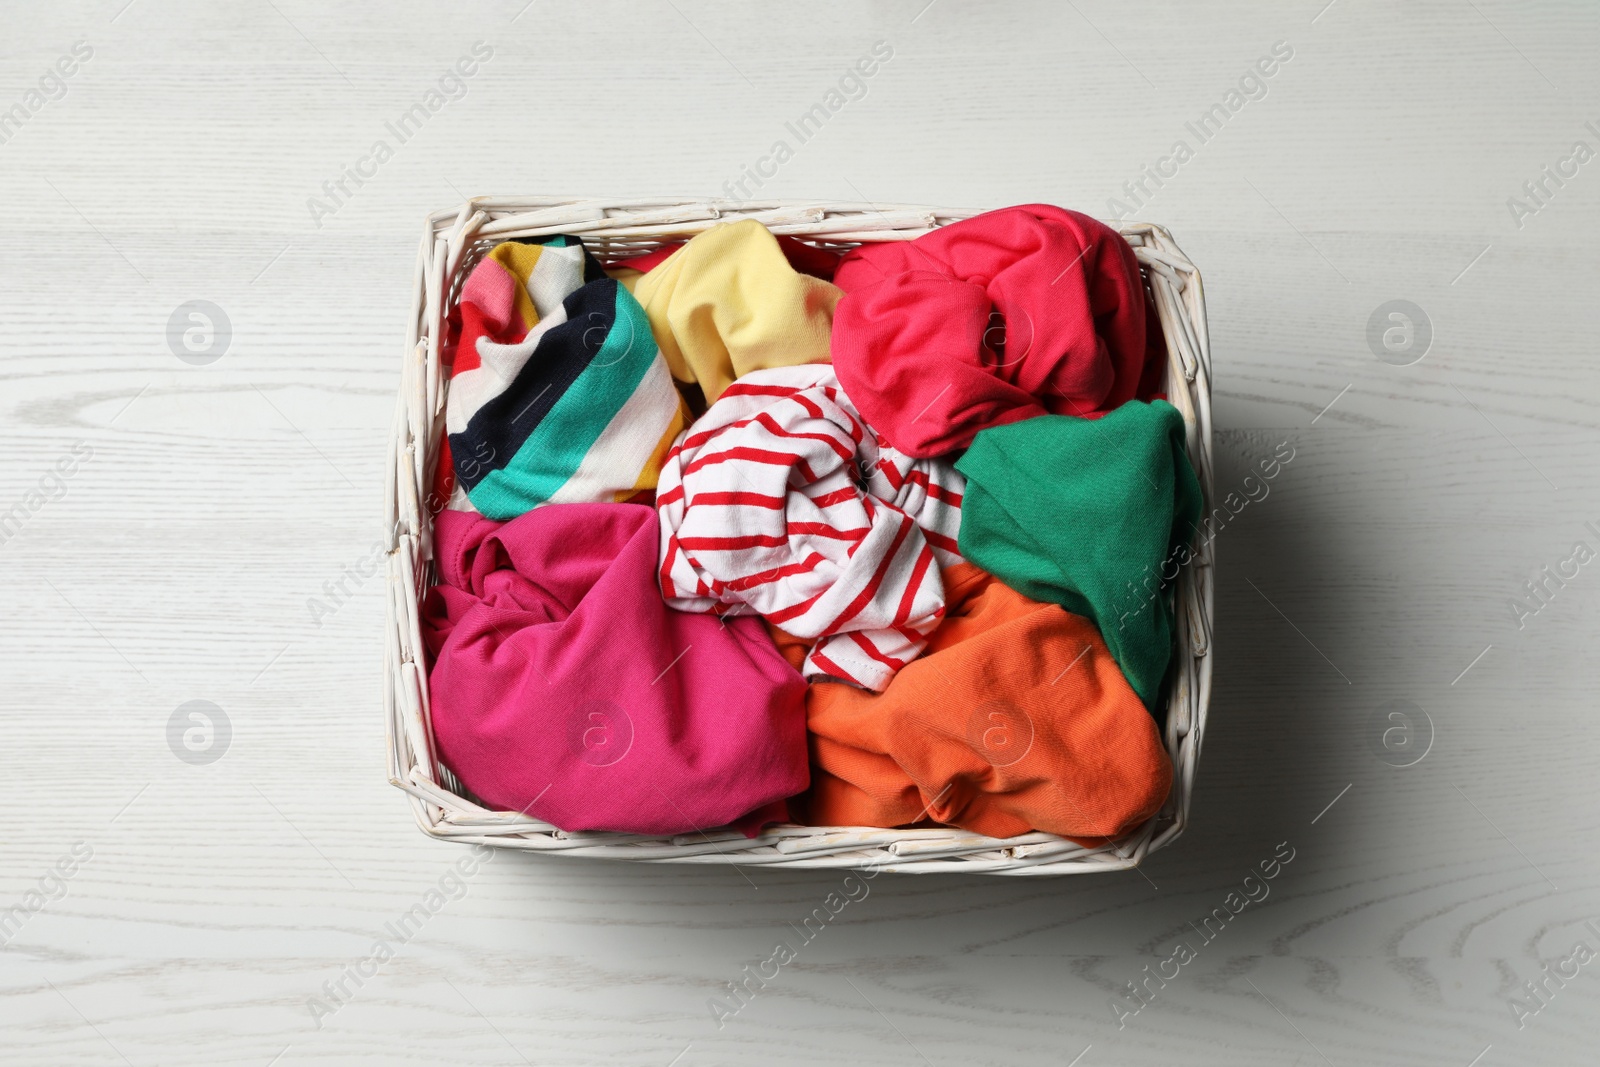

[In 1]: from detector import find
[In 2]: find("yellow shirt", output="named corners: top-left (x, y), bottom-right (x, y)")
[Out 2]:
top-left (618, 219), bottom-right (840, 405)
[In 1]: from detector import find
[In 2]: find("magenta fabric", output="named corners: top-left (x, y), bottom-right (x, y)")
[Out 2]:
top-left (422, 503), bottom-right (809, 835)
top-left (830, 204), bottom-right (1158, 458)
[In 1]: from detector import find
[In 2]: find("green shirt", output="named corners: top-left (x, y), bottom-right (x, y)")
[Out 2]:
top-left (955, 401), bottom-right (1202, 709)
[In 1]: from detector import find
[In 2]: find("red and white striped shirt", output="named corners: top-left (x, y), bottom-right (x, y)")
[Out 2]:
top-left (656, 365), bottom-right (964, 691)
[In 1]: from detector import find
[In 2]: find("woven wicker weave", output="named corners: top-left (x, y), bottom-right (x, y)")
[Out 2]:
top-left (383, 197), bottom-right (1214, 875)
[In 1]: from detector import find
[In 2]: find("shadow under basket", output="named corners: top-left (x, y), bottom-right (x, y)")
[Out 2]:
top-left (383, 196), bottom-right (1214, 875)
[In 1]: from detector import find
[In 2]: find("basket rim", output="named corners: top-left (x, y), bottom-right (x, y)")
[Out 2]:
top-left (383, 196), bottom-right (1214, 875)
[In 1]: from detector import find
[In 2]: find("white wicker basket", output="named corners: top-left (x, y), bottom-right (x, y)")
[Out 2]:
top-left (384, 196), bottom-right (1213, 875)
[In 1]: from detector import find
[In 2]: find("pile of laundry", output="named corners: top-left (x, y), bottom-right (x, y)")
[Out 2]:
top-left (422, 206), bottom-right (1202, 845)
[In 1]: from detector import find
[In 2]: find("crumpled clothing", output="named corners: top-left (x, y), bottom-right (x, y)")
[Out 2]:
top-left (831, 204), bottom-right (1161, 457)
top-left (955, 401), bottom-right (1202, 708)
top-left (778, 562), bottom-right (1173, 843)
top-left (656, 364), bottom-right (964, 693)
top-left (423, 503), bottom-right (808, 835)
top-left (624, 219), bottom-right (842, 406)
top-left (439, 236), bottom-right (689, 520)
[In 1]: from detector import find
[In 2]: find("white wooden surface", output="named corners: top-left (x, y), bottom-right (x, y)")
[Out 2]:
top-left (3, 1), bottom-right (1597, 1064)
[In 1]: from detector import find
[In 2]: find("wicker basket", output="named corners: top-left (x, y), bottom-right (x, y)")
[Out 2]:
top-left (383, 197), bottom-right (1213, 875)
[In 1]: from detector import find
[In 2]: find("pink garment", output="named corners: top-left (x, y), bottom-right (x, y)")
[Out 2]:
top-left (423, 503), bottom-right (808, 835)
top-left (831, 204), bottom-right (1157, 457)
top-left (655, 364), bottom-right (964, 693)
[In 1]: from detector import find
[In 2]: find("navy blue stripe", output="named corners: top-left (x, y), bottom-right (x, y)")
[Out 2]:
top-left (450, 279), bottom-right (620, 492)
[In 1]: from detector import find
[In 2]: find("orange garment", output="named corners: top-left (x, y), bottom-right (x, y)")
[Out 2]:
top-left (774, 563), bottom-right (1172, 842)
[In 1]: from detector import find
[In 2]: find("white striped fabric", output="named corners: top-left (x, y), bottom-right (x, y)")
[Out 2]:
top-left (655, 364), bottom-right (965, 692)
top-left (522, 240), bottom-right (590, 317)
top-left (445, 304), bottom-right (572, 440)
